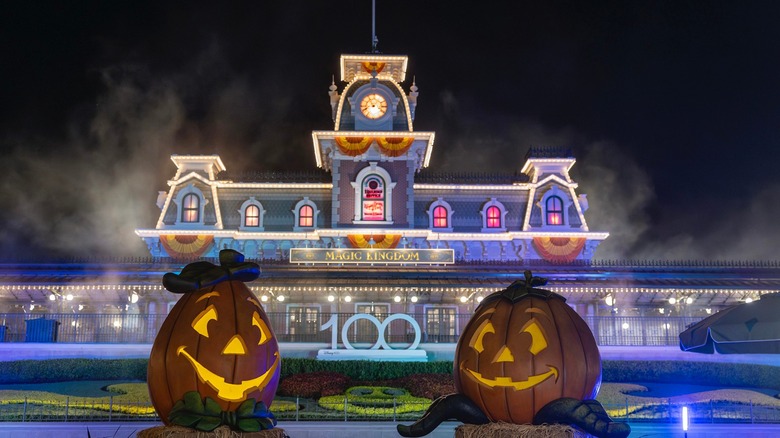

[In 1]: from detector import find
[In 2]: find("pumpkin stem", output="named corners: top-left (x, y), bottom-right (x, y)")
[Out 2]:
top-left (476, 270), bottom-right (564, 305)
top-left (163, 250), bottom-right (260, 293)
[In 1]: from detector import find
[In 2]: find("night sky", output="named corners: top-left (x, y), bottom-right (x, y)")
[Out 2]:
top-left (2, 1), bottom-right (780, 260)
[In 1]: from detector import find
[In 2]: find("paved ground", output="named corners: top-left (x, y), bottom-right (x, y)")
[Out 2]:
top-left (2, 421), bottom-right (780, 438)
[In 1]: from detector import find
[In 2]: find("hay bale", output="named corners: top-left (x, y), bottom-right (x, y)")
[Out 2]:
top-left (137, 425), bottom-right (288, 438)
top-left (455, 422), bottom-right (590, 438)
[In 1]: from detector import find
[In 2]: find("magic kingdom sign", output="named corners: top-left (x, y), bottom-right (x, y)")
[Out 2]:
top-left (289, 248), bottom-right (455, 265)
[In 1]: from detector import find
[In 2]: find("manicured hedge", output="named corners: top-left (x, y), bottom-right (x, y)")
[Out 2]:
top-left (0, 358), bottom-right (148, 384)
top-left (1, 358), bottom-right (779, 391)
top-left (279, 358), bottom-right (453, 380)
top-left (602, 360), bottom-right (780, 390)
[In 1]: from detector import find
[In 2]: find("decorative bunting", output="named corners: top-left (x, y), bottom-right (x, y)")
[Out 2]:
top-left (347, 234), bottom-right (402, 249)
top-left (335, 136), bottom-right (373, 156)
top-left (376, 137), bottom-right (414, 157)
top-left (532, 237), bottom-right (586, 263)
top-left (160, 235), bottom-right (214, 260)
top-left (361, 62), bottom-right (386, 74)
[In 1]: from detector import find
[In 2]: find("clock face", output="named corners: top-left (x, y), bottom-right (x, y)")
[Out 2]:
top-left (360, 94), bottom-right (387, 119)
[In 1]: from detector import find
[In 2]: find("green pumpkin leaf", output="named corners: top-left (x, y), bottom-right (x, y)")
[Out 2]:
top-left (183, 391), bottom-right (205, 414)
top-left (170, 400), bottom-right (185, 414)
top-left (253, 401), bottom-right (270, 416)
top-left (238, 418), bottom-right (261, 432)
top-left (237, 398), bottom-right (256, 417)
top-left (257, 417), bottom-right (276, 429)
top-left (196, 417), bottom-right (222, 432)
top-left (170, 413), bottom-right (201, 427)
top-left (204, 397), bottom-right (222, 416)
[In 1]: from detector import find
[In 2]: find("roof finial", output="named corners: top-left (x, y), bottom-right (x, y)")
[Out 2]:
top-left (371, 0), bottom-right (379, 53)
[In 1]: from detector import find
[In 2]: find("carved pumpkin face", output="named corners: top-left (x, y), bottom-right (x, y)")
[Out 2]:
top-left (148, 279), bottom-right (280, 424)
top-left (454, 282), bottom-right (601, 424)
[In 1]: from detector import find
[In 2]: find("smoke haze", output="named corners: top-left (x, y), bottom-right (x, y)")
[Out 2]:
top-left (2, 2), bottom-right (779, 262)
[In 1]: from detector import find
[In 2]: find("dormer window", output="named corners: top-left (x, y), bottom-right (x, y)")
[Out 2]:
top-left (299, 205), bottom-right (314, 227)
top-left (245, 205), bottom-right (260, 227)
top-left (181, 194), bottom-right (200, 223)
top-left (539, 186), bottom-right (572, 228)
top-left (486, 206), bottom-right (501, 228)
top-left (481, 198), bottom-right (507, 232)
top-left (427, 198), bottom-right (453, 232)
top-left (238, 198), bottom-right (266, 231)
top-left (172, 184), bottom-right (208, 227)
top-left (293, 197), bottom-right (319, 231)
top-left (546, 196), bottom-right (564, 225)
top-left (433, 206), bottom-right (448, 228)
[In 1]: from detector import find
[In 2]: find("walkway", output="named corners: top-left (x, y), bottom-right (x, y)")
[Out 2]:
top-left (1, 421), bottom-right (780, 438)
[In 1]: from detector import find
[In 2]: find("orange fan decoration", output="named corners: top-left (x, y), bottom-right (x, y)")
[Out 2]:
top-left (335, 136), bottom-right (373, 156)
top-left (532, 237), bottom-right (586, 263)
top-left (160, 235), bottom-right (214, 260)
top-left (376, 137), bottom-right (414, 157)
top-left (361, 62), bottom-right (386, 74)
top-left (347, 234), bottom-right (402, 249)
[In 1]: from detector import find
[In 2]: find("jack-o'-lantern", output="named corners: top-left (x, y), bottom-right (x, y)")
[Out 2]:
top-left (454, 271), bottom-right (601, 424)
top-left (148, 250), bottom-right (280, 431)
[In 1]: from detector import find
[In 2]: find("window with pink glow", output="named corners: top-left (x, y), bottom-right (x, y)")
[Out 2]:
top-left (546, 196), bottom-right (563, 225)
top-left (361, 176), bottom-right (385, 221)
top-left (486, 205), bottom-right (501, 228)
top-left (299, 205), bottom-right (314, 227)
top-left (433, 205), bottom-right (448, 228)
top-left (245, 205), bottom-right (260, 227)
top-left (182, 193), bottom-right (199, 223)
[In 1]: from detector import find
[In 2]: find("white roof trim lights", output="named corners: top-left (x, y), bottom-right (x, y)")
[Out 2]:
top-left (135, 228), bottom-right (609, 242)
top-left (340, 54), bottom-right (409, 82)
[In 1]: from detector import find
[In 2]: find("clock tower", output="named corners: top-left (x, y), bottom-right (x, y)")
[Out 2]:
top-left (313, 53), bottom-right (435, 229)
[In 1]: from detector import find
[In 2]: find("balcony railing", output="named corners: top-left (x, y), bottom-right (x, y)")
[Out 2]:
top-left (0, 312), bottom-right (702, 346)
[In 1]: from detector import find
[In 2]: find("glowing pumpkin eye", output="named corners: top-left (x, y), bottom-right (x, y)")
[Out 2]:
top-left (521, 319), bottom-right (548, 355)
top-left (470, 320), bottom-right (495, 353)
top-left (192, 305), bottom-right (218, 338)
top-left (252, 311), bottom-right (271, 345)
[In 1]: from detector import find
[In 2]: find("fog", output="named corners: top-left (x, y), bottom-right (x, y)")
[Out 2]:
top-left (1, 35), bottom-right (779, 262)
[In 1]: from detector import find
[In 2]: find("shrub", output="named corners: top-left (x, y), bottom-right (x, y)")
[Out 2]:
top-left (0, 359), bottom-right (147, 383)
top-left (395, 373), bottom-right (454, 400)
top-left (602, 360), bottom-right (780, 390)
top-left (280, 358), bottom-right (452, 380)
top-left (277, 371), bottom-right (351, 398)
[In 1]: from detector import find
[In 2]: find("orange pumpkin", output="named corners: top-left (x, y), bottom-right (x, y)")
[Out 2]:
top-left (148, 251), bottom-right (280, 429)
top-left (454, 272), bottom-right (601, 424)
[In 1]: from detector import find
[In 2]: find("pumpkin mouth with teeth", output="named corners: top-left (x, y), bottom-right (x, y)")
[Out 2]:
top-left (464, 366), bottom-right (558, 390)
top-left (177, 347), bottom-right (280, 402)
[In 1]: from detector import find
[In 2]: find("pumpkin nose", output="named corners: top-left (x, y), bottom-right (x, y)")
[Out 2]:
top-left (493, 346), bottom-right (515, 363)
top-left (221, 335), bottom-right (247, 355)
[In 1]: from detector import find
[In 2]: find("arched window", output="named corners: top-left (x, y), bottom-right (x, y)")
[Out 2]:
top-left (486, 206), bottom-right (501, 228)
top-left (238, 198), bottom-right (265, 231)
top-left (351, 164), bottom-right (396, 224)
top-left (181, 193), bottom-right (200, 223)
top-left (480, 198), bottom-right (507, 232)
top-left (361, 175), bottom-right (385, 221)
top-left (546, 196), bottom-right (564, 225)
top-left (427, 198), bottom-right (453, 232)
top-left (299, 205), bottom-right (314, 227)
top-left (245, 205), bottom-right (260, 227)
top-left (433, 206), bottom-right (448, 228)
